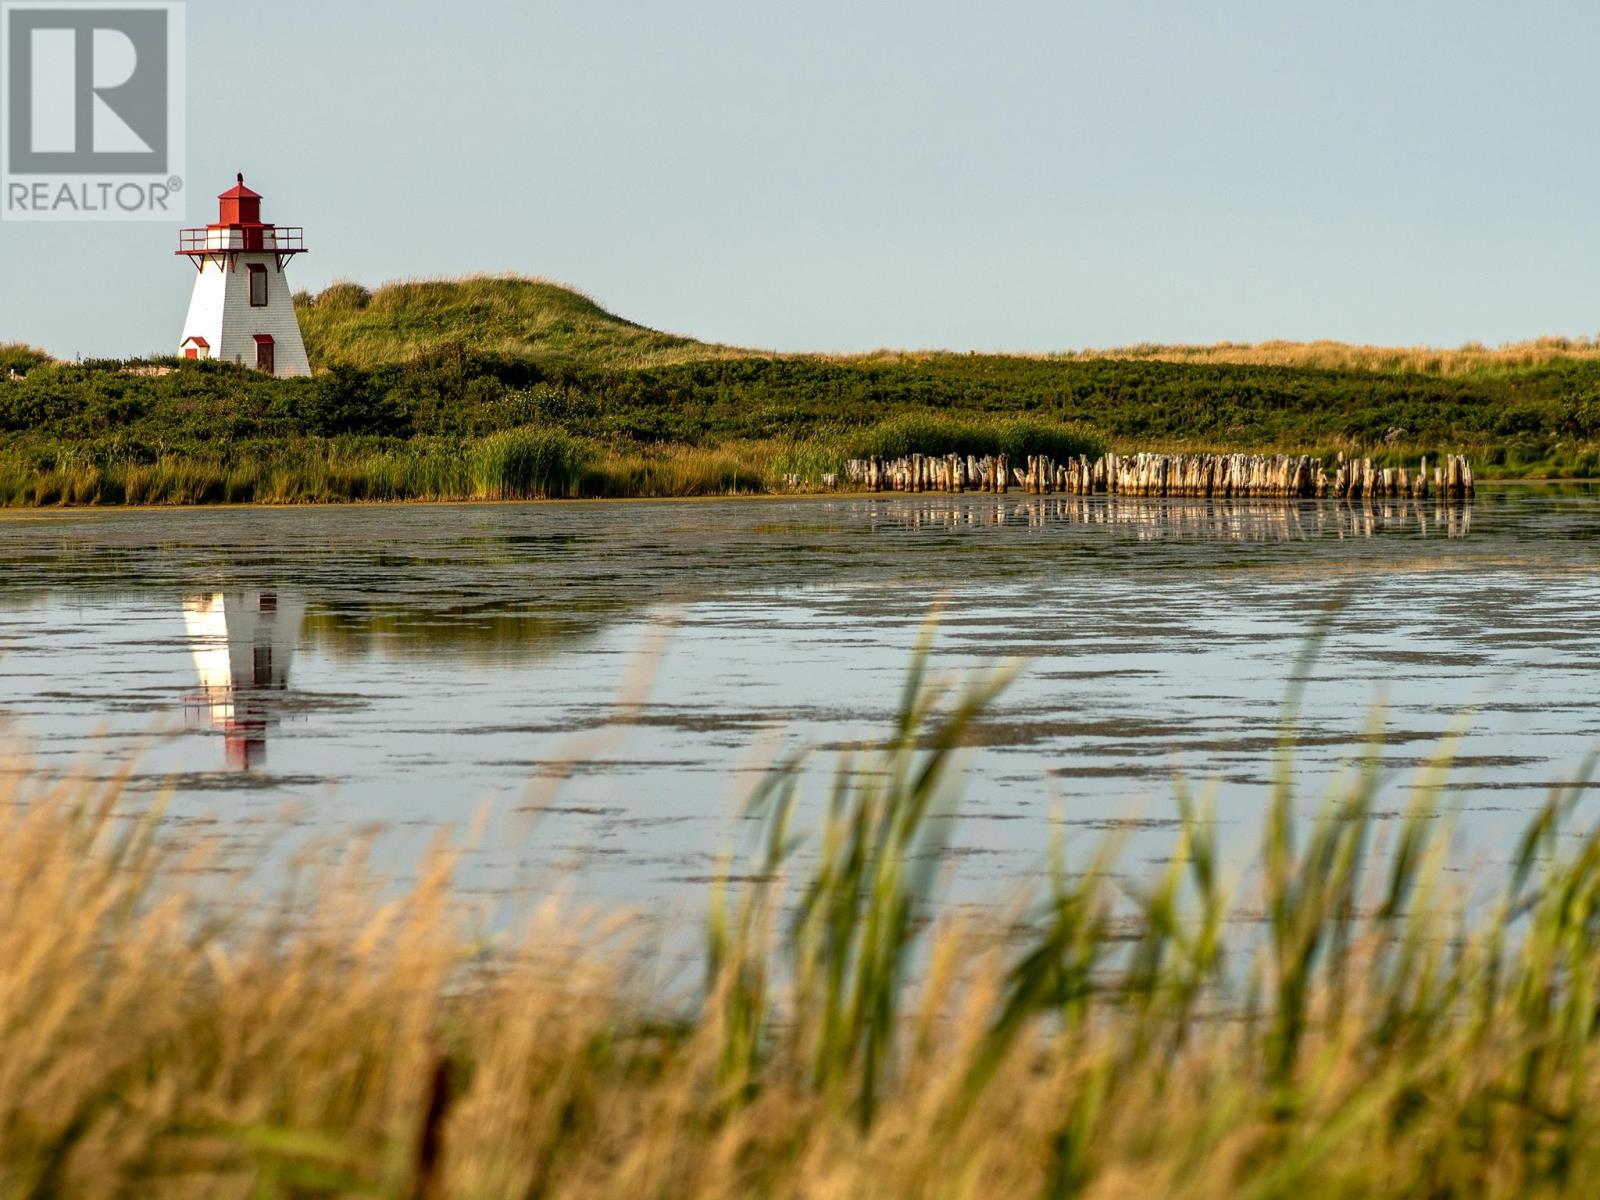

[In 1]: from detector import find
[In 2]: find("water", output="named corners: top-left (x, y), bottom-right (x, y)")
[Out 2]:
top-left (1, 489), bottom-right (1597, 918)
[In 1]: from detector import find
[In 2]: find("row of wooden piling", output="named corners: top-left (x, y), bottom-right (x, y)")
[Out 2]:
top-left (842, 452), bottom-right (1475, 500)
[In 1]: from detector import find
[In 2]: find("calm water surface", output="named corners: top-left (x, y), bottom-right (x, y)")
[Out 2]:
top-left (1, 489), bottom-right (1597, 917)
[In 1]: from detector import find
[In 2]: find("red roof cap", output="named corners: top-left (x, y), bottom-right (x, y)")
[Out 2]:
top-left (219, 172), bottom-right (261, 201)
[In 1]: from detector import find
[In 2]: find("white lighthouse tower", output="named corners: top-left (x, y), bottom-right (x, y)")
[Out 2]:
top-left (176, 175), bottom-right (311, 377)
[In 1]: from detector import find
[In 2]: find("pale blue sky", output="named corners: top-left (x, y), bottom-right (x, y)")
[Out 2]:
top-left (4, 0), bottom-right (1598, 359)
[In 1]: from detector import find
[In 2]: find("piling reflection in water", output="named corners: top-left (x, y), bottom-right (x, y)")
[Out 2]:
top-left (852, 495), bottom-right (1474, 541)
top-left (182, 592), bottom-right (305, 770)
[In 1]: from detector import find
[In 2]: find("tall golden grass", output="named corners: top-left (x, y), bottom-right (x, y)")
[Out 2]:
top-left (7, 643), bottom-right (1600, 1196)
top-left (844, 335), bottom-right (1600, 377)
top-left (838, 334), bottom-right (1600, 376)
top-left (1062, 336), bottom-right (1600, 377)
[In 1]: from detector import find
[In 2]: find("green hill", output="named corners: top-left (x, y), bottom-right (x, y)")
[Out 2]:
top-left (3, 274), bottom-right (1600, 505)
top-left (297, 276), bottom-right (758, 370)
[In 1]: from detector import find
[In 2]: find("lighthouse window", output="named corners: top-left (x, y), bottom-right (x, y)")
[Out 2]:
top-left (248, 264), bottom-right (269, 307)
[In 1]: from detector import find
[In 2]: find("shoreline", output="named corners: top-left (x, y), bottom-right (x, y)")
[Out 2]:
top-left (0, 475), bottom-right (1591, 518)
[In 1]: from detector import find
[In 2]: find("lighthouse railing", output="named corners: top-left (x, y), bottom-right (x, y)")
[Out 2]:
top-left (177, 227), bottom-right (306, 255)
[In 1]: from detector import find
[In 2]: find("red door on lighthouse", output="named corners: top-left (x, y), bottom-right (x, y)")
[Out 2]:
top-left (254, 335), bottom-right (275, 375)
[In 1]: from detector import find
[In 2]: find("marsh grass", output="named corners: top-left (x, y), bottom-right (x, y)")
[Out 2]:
top-left (469, 428), bottom-right (590, 500)
top-left (0, 434), bottom-right (764, 506)
top-left (580, 444), bottom-right (767, 499)
top-left (11, 423), bottom-right (1123, 507)
top-left (8, 640), bottom-right (1600, 1196)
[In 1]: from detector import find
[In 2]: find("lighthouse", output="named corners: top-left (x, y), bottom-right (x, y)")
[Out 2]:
top-left (176, 175), bottom-right (311, 377)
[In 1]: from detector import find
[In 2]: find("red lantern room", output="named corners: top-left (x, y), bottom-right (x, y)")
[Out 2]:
top-left (177, 173), bottom-right (307, 269)
top-left (218, 175), bottom-right (261, 225)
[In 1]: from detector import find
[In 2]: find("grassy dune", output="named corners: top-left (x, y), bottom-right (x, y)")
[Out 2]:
top-left (295, 276), bottom-right (1600, 381)
top-left (297, 276), bottom-right (756, 371)
top-left (7, 649), bottom-right (1600, 1196)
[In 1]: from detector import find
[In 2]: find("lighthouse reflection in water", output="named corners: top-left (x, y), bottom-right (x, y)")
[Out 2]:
top-left (182, 592), bottom-right (305, 770)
